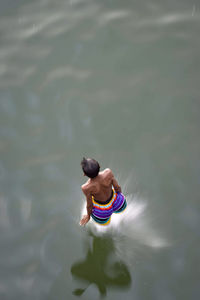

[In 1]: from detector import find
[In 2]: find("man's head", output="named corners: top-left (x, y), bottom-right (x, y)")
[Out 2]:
top-left (81, 157), bottom-right (100, 178)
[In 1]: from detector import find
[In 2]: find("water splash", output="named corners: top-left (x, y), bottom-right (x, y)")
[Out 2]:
top-left (81, 192), bottom-right (170, 263)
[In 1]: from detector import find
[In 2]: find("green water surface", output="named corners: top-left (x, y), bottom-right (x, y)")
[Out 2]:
top-left (0, 0), bottom-right (200, 299)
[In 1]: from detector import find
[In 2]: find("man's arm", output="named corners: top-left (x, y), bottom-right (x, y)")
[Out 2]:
top-left (110, 170), bottom-right (121, 193)
top-left (85, 193), bottom-right (93, 216)
top-left (80, 186), bottom-right (93, 226)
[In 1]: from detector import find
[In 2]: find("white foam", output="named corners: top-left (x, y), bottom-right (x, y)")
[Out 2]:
top-left (80, 192), bottom-right (169, 263)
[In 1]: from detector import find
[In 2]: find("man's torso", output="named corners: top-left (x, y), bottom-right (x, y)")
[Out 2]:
top-left (82, 168), bottom-right (113, 202)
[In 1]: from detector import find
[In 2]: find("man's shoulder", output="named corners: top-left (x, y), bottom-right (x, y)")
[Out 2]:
top-left (81, 181), bottom-right (92, 194)
top-left (101, 168), bottom-right (113, 177)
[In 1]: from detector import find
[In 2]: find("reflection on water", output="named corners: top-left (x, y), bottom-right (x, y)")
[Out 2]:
top-left (71, 232), bottom-right (131, 297)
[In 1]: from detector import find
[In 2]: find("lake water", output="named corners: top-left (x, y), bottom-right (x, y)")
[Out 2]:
top-left (0, 0), bottom-right (200, 299)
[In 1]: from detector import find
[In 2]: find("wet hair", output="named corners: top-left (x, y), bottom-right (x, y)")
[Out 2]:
top-left (81, 157), bottom-right (100, 178)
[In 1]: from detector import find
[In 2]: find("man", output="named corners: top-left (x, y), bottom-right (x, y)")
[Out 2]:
top-left (80, 157), bottom-right (127, 226)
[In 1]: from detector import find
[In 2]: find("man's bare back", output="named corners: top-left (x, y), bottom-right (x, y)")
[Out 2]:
top-left (82, 168), bottom-right (121, 203)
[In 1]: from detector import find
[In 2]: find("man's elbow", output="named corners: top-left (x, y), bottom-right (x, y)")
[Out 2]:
top-left (87, 202), bottom-right (93, 210)
top-left (116, 186), bottom-right (121, 193)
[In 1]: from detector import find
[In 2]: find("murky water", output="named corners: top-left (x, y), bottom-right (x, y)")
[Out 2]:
top-left (0, 0), bottom-right (200, 299)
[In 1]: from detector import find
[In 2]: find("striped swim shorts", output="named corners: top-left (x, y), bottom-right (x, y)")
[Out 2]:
top-left (91, 189), bottom-right (127, 225)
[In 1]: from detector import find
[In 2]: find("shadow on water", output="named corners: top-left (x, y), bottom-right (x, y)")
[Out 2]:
top-left (71, 231), bottom-right (131, 297)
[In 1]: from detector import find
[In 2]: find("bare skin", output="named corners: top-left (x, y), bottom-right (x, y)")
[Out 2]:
top-left (80, 168), bottom-right (121, 226)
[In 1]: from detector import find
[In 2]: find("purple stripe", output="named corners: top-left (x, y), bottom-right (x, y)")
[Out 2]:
top-left (113, 194), bottom-right (125, 211)
top-left (92, 210), bottom-right (113, 218)
top-left (113, 199), bottom-right (123, 210)
top-left (114, 200), bottom-right (124, 212)
top-left (92, 209), bottom-right (113, 218)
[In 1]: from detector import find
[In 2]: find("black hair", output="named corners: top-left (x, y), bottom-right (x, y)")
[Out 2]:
top-left (81, 157), bottom-right (100, 178)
